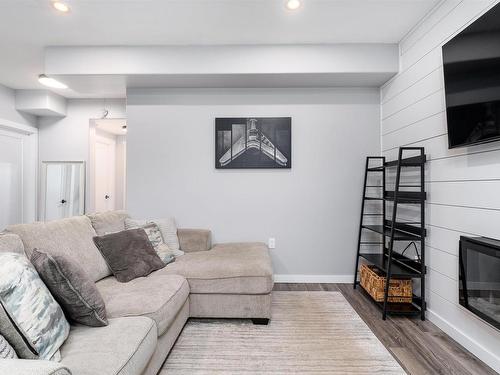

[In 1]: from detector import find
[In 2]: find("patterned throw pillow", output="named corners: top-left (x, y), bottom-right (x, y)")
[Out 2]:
top-left (0, 334), bottom-right (17, 359)
top-left (125, 218), bottom-right (184, 256)
top-left (141, 223), bottom-right (176, 264)
top-left (0, 253), bottom-right (70, 360)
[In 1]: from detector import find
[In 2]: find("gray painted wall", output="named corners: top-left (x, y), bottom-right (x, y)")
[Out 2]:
top-left (380, 0), bottom-right (500, 371)
top-left (0, 84), bottom-right (36, 126)
top-left (127, 88), bottom-right (380, 278)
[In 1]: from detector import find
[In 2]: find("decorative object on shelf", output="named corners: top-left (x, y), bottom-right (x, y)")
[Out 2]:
top-left (459, 236), bottom-right (500, 330)
top-left (215, 117), bottom-right (291, 169)
top-left (353, 147), bottom-right (427, 320)
top-left (359, 264), bottom-right (412, 303)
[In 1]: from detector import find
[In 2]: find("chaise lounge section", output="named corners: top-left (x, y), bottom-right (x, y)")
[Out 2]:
top-left (1, 211), bottom-right (273, 375)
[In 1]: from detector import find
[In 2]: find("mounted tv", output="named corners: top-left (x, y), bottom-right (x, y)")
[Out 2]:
top-left (442, 3), bottom-right (500, 149)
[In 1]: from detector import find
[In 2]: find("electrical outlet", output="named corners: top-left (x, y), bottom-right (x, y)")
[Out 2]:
top-left (268, 238), bottom-right (276, 249)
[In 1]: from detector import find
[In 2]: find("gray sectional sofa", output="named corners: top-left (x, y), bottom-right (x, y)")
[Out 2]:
top-left (0, 211), bottom-right (273, 375)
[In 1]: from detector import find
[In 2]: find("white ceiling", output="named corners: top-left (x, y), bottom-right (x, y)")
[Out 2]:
top-left (0, 0), bottom-right (440, 95)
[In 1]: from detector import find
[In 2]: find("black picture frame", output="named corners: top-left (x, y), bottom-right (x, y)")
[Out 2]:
top-left (215, 117), bottom-right (292, 169)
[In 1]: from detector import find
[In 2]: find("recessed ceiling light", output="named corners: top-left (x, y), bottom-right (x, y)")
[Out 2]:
top-left (52, 1), bottom-right (70, 13)
top-left (38, 74), bottom-right (68, 89)
top-left (286, 0), bottom-right (301, 10)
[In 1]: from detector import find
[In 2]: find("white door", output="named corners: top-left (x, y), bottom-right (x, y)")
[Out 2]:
top-left (0, 130), bottom-right (23, 230)
top-left (94, 139), bottom-right (116, 212)
top-left (45, 163), bottom-right (65, 220)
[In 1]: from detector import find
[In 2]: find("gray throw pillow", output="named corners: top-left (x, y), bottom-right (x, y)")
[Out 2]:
top-left (0, 252), bottom-right (70, 360)
top-left (31, 249), bottom-right (108, 327)
top-left (0, 333), bottom-right (17, 359)
top-left (93, 228), bottom-right (165, 283)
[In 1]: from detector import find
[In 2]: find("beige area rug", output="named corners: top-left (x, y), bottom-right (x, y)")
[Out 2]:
top-left (161, 291), bottom-right (405, 374)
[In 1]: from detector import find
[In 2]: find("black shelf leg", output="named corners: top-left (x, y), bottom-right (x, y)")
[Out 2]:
top-left (420, 148), bottom-right (426, 321)
top-left (382, 148), bottom-right (402, 320)
top-left (354, 157), bottom-right (370, 289)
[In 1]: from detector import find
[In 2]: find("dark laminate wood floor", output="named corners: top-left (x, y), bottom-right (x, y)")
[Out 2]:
top-left (273, 283), bottom-right (498, 375)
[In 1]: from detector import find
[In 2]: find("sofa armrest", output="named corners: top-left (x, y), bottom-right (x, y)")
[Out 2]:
top-left (177, 228), bottom-right (212, 252)
top-left (0, 359), bottom-right (72, 375)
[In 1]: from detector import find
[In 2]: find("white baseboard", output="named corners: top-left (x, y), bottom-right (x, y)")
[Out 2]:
top-left (427, 309), bottom-right (500, 374)
top-left (273, 274), bottom-right (354, 284)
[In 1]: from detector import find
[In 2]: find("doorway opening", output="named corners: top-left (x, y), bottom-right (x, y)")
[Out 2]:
top-left (89, 118), bottom-right (127, 213)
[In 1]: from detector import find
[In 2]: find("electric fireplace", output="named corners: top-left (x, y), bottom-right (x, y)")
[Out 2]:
top-left (459, 236), bottom-right (500, 330)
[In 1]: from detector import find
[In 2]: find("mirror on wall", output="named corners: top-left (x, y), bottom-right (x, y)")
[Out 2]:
top-left (40, 161), bottom-right (85, 221)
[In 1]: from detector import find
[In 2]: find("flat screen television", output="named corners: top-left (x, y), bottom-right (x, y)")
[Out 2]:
top-left (442, 3), bottom-right (500, 149)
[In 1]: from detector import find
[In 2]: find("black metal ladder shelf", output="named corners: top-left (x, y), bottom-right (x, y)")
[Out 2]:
top-left (353, 147), bottom-right (427, 320)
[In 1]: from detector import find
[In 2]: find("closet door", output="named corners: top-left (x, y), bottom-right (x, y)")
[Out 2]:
top-left (0, 129), bottom-right (23, 231)
top-left (41, 162), bottom-right (85, 221)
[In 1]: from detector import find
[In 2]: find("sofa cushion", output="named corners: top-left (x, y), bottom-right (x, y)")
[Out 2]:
top-left (7, 216), bottom-right (111, 282)
top-left (87, 210), bottom-right (129, 235)
top-left (96, 274), bottom-right (189, 336)
top-left (0, 359), bottom-right (71, 375)
top-left (0, 233), bottom-right (25, 255)
top-left (157, 242), bottom-right (273, 294)
top-left (60, 317), bottom-right (156, 375)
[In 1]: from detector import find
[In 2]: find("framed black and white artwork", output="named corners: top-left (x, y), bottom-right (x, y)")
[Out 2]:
top-left (215, 117), bottom-right (291, 169)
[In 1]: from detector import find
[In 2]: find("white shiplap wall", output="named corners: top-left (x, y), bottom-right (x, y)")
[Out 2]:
top-left (380, 0), bottom-right (500, 372)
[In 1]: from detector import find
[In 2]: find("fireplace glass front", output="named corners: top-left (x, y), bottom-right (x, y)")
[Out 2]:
top-left (459, 236), bottom-right (500, 330)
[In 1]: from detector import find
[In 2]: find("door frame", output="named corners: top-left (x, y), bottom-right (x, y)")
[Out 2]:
top-left (39, 161), bottom-right (86, 221)
top-left (88, 119), bottom-right (123, 213)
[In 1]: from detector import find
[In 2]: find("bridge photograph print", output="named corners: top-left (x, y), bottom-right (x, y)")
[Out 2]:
top-left (215, 117), bottom-right (291, 169)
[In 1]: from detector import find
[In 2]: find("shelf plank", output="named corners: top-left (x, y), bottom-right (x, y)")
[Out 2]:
top-left (364, 191), bottom-right (426, 203)
top-left (384, 190), bottom-right (426, 202)
top-left (359, 253), bottom-right (422, 277)
top-left (362, 224), bottom-right (422, 241)
top-left (375, 300), bottom-right (422, 315)
top-left (358, 287), bottom-right (423, 316)
top-left (384, 154), bottom-right (426, 167)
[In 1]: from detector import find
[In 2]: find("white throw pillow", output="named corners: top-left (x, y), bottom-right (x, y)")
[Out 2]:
top-left (125, 218), bottom-right (183, 256)
top-left (0, 253), bottom-right (69, 360)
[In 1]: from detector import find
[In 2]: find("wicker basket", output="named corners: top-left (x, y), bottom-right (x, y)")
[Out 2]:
top-left (359, 264), bottom-right (412, 303)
